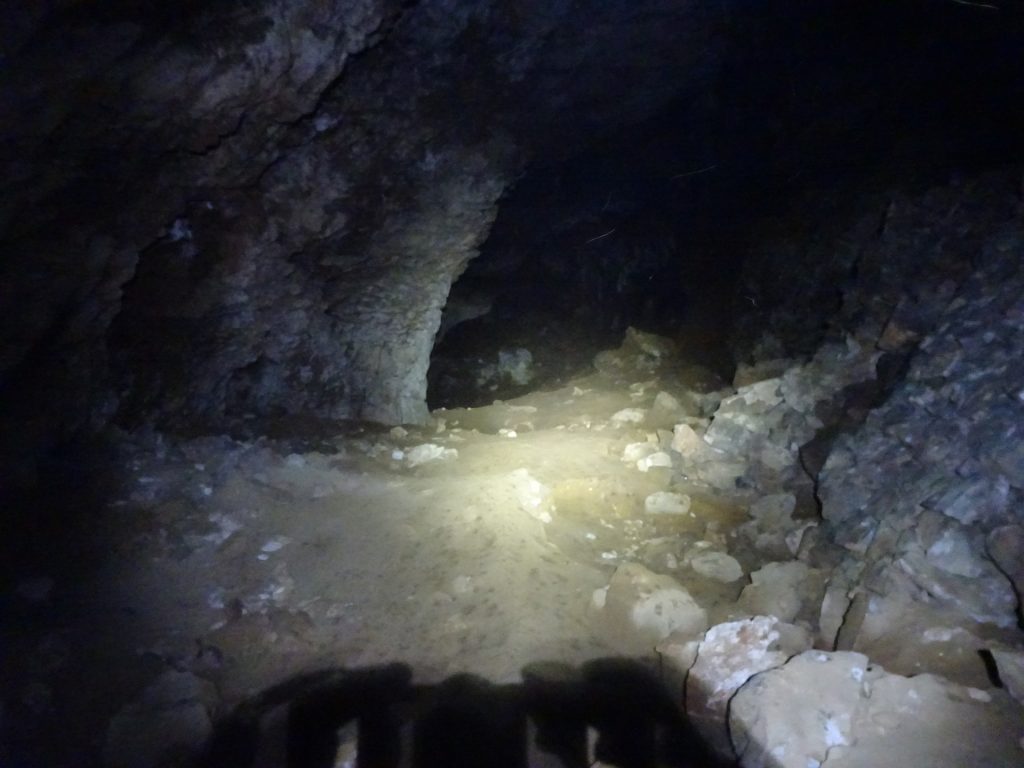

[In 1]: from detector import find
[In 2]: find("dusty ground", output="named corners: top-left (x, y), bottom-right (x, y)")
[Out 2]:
top-left (4, 328), bottom-right (1022, 767)
top-left (3, 331), bottom-right (756, 765)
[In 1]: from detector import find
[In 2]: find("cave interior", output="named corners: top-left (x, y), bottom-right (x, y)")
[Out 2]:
top-left (2, 1), bottom-right (1024, 766)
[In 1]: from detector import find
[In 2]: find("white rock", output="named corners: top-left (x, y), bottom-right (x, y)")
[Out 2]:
top-left (406, 443), bottom-right (458, 467)
top-left (687, 617), bottom-right (810, 757)
top-left (644, 491), bottom-right (691, 515)
top-left (510, 468), bottom-right (551, 522)
top-left (622, 442), bottom-right (657, 463)
top-left (636, 451), bottom-right (672, 472)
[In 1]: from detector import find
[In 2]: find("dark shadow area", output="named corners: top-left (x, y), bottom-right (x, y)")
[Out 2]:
top-left (202, 659), bottom-right (733, 768)
top-left (428, 0), bottom-right (1024, 410)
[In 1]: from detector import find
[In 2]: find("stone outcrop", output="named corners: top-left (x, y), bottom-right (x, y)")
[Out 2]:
top-left (718, 173), bottom-right (1024, 660)
top-left (815, 216), bottom-right (1024, 641)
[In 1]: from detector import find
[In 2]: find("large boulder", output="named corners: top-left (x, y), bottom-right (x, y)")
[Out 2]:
top-left (729, 650), bottom-right (1024, 768)
top-left (684, 616), bottom-right (810, 756)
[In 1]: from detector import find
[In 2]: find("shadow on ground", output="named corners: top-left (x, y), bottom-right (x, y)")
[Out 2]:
top-left (202, 658), bottom-right (734, 768)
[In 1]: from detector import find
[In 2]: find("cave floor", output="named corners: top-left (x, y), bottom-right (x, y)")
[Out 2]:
top-left (5, 337), bottom-right (751, 764)
top-left (5, 334), bottom-right (1023, 767)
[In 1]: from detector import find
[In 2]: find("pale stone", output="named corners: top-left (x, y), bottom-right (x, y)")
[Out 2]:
top-left (686, 617), bottom-right (809, 757)
top-left (636, 451), bottom-right (672, 472)
top-left (729, 651), bottom-right (869, 768)
top-left (643, 491), bottom-right (691, 515)
top-left (689, 550), bottom-right (743, 583)
top-left (596, 563), bottom-right (707, 653)
top-left (406, 443), bottom-right (457, 466)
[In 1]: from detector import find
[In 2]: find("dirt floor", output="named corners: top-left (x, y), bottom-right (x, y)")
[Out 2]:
top-left (6, 325), bottom-right (1021, 767)
top-left (3, 328), bottom-right (764, 766)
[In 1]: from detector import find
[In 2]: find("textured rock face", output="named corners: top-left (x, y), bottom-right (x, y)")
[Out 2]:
top-left (817, 214), bottom-right (1024, 632)
top-left (0, 1), bottom-right (722, 484)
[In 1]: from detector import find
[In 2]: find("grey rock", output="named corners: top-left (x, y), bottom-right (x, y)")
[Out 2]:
top-left (688, 550), bottom-right (744, 583)
top-left (738, 561), bottom-right (825, 624)
top-left (990, 648), bottom-right (1024, 707)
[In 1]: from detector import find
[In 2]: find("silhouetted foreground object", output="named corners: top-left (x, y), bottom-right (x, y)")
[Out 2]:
top-left (200, 659), bottom-right (730, 768)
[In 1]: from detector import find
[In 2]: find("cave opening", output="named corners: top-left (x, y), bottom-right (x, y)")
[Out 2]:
top-left (3, 2), bottom-right (1024, 767)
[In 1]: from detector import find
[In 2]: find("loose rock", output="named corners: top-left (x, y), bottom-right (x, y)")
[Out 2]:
top-left (595, 563), bottom-right (708, 653)
top-left (686, 616), bottom-right (811, 756)
top-left (406, 443), bottom-right (458, 467)
top-left (643, 491), bottom-right (691, 515)
top-left (688, 550), bottom-right (743, 583)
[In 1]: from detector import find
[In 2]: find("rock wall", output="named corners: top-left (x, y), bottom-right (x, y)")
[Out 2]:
top-left (732, 169), bottom-right (1024, 647)
top-left (0, 1), bottom-right (722, 487)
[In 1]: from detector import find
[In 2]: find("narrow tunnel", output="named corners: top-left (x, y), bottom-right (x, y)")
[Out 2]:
top-left (3, 2), bottom-right (1024, 767)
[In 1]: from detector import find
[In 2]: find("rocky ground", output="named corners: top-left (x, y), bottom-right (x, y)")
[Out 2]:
top-left (4, 321), bottom-right (1023, 767)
